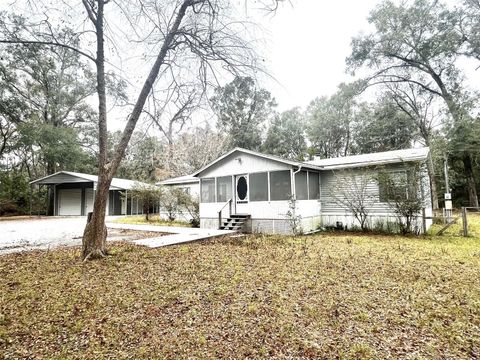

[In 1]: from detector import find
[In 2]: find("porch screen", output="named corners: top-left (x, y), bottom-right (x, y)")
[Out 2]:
top-left (270, 170), bottom-right (291, 201)
top-left (217, 176), bottom-right (232, 203)
top-left (308, 172), bottom-right (320, 199)
top-left (295, 171), bottom-right (308, 200)
top-left (201, 178), bottom-right (215, 203)
top-left (250, 172), bottom-right (268, 201)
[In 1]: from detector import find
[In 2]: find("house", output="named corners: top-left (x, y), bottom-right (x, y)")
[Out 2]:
top-left (156, 175), bottom-right (199, 196)
top-left (156, 174), bottom-right (200, 221)
top-left (163, 147), bottom-right (432, 234)
top-left (30, 171), bottom-right (151, 216)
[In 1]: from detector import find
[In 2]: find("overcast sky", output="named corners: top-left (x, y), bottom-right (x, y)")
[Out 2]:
top-left (253, 0), bottom-right (382, 111)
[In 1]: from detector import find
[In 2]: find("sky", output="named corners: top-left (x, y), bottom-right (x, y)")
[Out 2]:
top-left (253, 0), bottom-right (382, 111)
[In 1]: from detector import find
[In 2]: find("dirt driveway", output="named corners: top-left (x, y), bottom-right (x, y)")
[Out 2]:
top-left (0, 216), bottom-right (161, 255)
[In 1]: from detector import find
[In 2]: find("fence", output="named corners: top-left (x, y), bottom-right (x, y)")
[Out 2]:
top-left (461, 207), bottom-right (480, 237)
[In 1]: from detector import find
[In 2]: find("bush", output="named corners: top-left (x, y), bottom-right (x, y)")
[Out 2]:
top-left (0, 199), bottom-right (19, 216)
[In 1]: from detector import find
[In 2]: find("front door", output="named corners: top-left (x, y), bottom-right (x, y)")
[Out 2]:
top-left (235, 174), bottom-right (249, 214)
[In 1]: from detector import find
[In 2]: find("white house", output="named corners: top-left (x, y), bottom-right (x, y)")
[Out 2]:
top-left (156, 174), bottom-right (199, 221)
top-left (163, 147), bottom-right (433, 234)
top-left (30, 171), bottom-right (151, 216)
top-left (156, 174), bottom-right (199, 196)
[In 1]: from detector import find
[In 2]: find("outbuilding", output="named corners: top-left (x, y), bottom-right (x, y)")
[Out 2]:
top-left (30, 171), bottom-right (149, 216)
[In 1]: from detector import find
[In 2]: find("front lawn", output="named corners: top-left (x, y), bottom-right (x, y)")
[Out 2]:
top-left (112, 214), bottom-right (191, 227)
top-left (1, 221), bottom-right (479, 358)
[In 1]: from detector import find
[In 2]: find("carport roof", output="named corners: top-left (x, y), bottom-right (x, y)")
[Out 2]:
top-left (30, 171), bottom-right (150, 190)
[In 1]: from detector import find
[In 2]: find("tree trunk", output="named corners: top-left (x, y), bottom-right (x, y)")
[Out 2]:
top-left (46, 161), bottom-right (55, 215)
top-left (81, 0), bottom-right (191, 260)
top-left (81, 179), bottom-right (110, 260)
top-left (426, 153), bottom-right (439, 210)
top-left (81, 0), bottom-right (109, 260)
top-left (463, 153), bottom-right (479, 208)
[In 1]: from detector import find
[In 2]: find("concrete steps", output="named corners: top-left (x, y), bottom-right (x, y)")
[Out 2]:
top-left (219, 214), bottom-right (250, 231)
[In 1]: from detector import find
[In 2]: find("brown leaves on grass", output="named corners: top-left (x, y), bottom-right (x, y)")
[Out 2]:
top-left (0, 232), bottom-right (479, 359)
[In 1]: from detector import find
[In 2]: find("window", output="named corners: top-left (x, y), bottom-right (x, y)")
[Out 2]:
top-left (250, 172), bottom-right (268, 201)
top-left (217, 176), bottom-right (232, 203)
top-left (308, 172), bottom-right (320, 199)
top-left (179, 187), bottom-right (190, 195)
top-left (378, 171), bottom-right (408, 202)
top-left (295, 171), bottom-right (308, 200)
top-left (201, 178), bottom-right (215, 203)
top-left (270, 170), bottom-right (291, 201)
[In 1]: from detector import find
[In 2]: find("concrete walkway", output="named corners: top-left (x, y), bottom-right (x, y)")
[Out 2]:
top-left (106, 222), bottom-right (236, 248)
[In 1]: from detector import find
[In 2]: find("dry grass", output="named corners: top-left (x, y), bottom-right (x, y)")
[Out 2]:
top-left (113, 215), bottom-right (191, 227)
top-left (1, 216), bottom-right (480, 359)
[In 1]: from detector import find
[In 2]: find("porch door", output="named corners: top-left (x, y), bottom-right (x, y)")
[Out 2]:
top-left (235, 174), bottom-right (249, 214)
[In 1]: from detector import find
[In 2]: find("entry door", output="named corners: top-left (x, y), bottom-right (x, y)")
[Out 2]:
top-left (235, 174), bottom-right (249, 214)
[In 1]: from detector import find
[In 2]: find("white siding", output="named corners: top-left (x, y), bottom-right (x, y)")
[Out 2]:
top-left (199, 152), bottom-right (291, 178)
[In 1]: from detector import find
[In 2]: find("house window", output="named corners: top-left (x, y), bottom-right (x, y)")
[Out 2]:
top-left (378, 171), bottom-right (408, 202)
top-left (270, 170), bottom-right (291, 201)
top-left (179, 187), bottom-right (190, 195)
top-left (250, 172), bottom-right (268, 201)
top-left (295, 171), bottom-right (308, 200)
top-left (217, 176), bottom-right (232, 203)
top-left (201, 178), bottom-right (215, 203)
top-left (308, 172), bottom-right (320, 199)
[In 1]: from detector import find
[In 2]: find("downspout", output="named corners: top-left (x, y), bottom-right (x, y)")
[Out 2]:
top-left (292, 166), bottom-right (302, 200)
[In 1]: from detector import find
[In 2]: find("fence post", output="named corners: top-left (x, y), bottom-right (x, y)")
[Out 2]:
top-left (462, 207), bottom-right (468, 237)
top-left (422, 208), bottom-right (427, 235)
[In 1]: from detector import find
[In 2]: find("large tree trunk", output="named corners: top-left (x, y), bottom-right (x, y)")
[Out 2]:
top-left (426, 153), bottom-right (439, 210)
top-left (82, 177), bottom-right (110, 259)
top-left (463, 153), bottom-right (479, 208)
top-left (81, 0), bottom-right (109, 260)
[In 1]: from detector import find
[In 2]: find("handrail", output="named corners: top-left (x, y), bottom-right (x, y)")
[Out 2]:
top-left (218, 198), bottom-right (232, 228)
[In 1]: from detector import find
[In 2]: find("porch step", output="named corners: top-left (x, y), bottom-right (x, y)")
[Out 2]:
top-left (219, 214), bottom-right (250, 231)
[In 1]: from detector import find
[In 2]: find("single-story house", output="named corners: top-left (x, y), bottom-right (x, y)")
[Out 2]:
top-left (30, 171), bottom-right (151, 216)
top-left (156, 175), bottom-right (199, 196)
top-left (163, 147), bottom-right (432, 234)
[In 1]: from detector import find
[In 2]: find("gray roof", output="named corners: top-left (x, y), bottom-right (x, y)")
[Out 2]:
top-left (306, 147), bottom-right (430, 170)
top-left (152, 147), bottom-right (431, 186)
top-left (156, 174), bottom-right (199, 186)
top-left (30, 171), bottom-right (151, 190)
top-left (192, 147), bottom-right (323, 176)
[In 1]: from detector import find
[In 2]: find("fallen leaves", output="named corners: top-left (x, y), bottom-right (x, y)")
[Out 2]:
top-left (0, 221), bottom-right (479, 358)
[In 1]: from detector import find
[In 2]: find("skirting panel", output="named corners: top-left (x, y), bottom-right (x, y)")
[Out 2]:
top-left (201, 216), bottom-right (322, 235)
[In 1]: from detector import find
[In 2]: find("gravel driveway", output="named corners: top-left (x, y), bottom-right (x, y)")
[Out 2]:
top-left (0, 216), bottom-right (158, 255)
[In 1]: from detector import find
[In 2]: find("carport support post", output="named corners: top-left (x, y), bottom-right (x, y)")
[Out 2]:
top-left (53, 185), bottom-right (56, 216)
top-left (29, 185), bottom-right (33, 215)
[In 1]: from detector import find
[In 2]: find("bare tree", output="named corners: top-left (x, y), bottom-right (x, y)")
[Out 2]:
top-left (0, 0), bottom-right (267, 260)
top-left (387, 82), bottom-right (443, 210)
top-left (378, 164), bottom-right (427, 235)
top-left (145, 83), bottom-right (201, 146)
top-left (166, 126), bottom-right (228, 177)
top-left (330, 169), bottom-right (377, 231)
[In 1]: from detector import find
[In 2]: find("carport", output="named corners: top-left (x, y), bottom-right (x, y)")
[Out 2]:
top-left (30, 171), bottom-right (149, 216)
